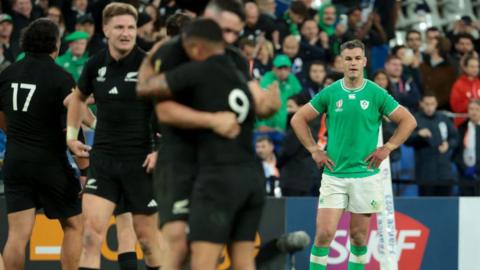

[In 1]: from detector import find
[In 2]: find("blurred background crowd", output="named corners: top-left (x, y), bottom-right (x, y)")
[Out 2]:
top-left (0, 0), bottom-right (479, 197)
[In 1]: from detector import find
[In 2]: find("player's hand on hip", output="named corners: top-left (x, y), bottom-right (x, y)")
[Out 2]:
top-left (211, 111), bottom-right (241, 139)
top-left (309, 146), bottom-right (335, 171)
top-left (67, 140), bottom-right (91, 158)
top-left (364, 146), bottom-right (391, 169)
top-left (143, 151), bottom-right (158, 173)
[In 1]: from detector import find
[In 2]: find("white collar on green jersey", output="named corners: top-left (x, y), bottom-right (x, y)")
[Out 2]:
top-left (340, 78), bottom-right (367, 93)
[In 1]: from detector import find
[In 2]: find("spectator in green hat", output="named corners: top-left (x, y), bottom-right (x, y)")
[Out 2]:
top-left (0, 13), bottom-right (14, 62)
top-left (256, 54), bottom-right (302, 132)
top-left (56, 31), bottom-right (89, 82)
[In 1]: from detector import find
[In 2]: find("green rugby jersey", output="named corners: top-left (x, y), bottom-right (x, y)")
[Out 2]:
top-left (309, 79), bottom-right (399, 178)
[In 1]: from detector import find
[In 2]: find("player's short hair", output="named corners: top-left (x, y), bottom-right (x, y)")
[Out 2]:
top-left (102, 2), bottom-right (138, 25)
top-left (340, 39), bottom-right (365, 53)
top-left (182, 18), bottom-right (223, 45)
top-left (20, 18), bottom-right (59, 54)
top-left (256, 135), bottom-right (273, 144)
top-left (166, 12), bottom-right (193, 37)
top-left (206, 0), bottom-right (246, 22)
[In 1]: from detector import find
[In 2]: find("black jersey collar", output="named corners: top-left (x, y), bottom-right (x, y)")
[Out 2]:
top-left (105, 46), bottom-right (140, 66)
top-left (25, 52), bottom-right (54, 61)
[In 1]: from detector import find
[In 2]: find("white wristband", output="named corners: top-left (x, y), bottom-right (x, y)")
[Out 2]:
top-left (66, 126), bottom-right (79, 141)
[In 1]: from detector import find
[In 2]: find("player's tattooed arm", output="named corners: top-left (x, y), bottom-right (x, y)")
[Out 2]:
top-left (137, 73), bottom-right (172, 98)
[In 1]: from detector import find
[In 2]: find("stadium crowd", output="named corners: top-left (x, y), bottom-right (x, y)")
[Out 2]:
top-left (0, 0), bottom-right (479, 199)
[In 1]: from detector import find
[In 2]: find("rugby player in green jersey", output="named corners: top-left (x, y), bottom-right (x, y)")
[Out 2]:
top-left (291, 39), bottom-right (417, 270)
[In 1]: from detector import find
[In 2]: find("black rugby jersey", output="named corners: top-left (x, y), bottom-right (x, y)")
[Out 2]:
top-left (150, 36), bottom-right (251, 163)
top-left (78, 46), bottom-right (153, 158)
top-left (166, 54), bottom-right (255, 165)
top-left (0, 53), bottom-right (75, 162)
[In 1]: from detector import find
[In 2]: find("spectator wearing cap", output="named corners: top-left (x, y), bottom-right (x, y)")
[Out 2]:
top-left (0, 14), bottom-right (15, 62)
top-left (75, 13), bottom-right (105, 55)
top-left (256, 54), bottom-right (302, 133)
top-left (136, 12), bottom-right (155, 51)
top-left (56, 31), bottom-right (89, 82)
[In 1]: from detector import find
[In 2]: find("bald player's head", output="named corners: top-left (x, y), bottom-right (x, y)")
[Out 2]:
top-left (282, 35), bottom-right (299, 58)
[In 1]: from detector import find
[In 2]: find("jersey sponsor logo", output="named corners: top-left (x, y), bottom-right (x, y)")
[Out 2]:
top-left (124, 72), bottom-right (138, 82)
top-left (85, 178), bottom-right (97, 190)
top-left (327, 212), bottom-right (429, 270)
top-left (97, 66), bottom-right (107, 82)
top-left (147, 199), bottom-right (158, 208)
top-left (172, 199), bottom-right (189, 215)
top-left (348, 94), bottom-right (356, 99)
top-left (335, 99), bottom-right (343, 112)
top-left (360, 100), bottom-right (369, 110)
top-left (108, 87), bottom-right (119, 95)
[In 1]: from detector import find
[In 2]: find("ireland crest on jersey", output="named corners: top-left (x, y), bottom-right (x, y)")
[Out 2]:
top-left (360, 100), bottom-right (369, 110)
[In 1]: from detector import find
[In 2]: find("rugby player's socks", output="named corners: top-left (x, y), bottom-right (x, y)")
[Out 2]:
top-left (309, 245), bottom-right (328, 270)
top-left (348, 245), bottom-right (368, 270)
top-left (118, 252), bottom-right (138, 270)
top-left (145, 265), bottom-right (160, 270)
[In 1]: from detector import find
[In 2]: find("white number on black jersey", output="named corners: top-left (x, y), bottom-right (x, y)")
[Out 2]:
top-left (228, 88), bottom-right (250, 123)
top-left (11, 83), bottom-right (36, 112)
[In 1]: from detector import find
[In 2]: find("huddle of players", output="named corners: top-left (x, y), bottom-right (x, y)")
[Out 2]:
top-left (0, 1), bottom-right (280, 270)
